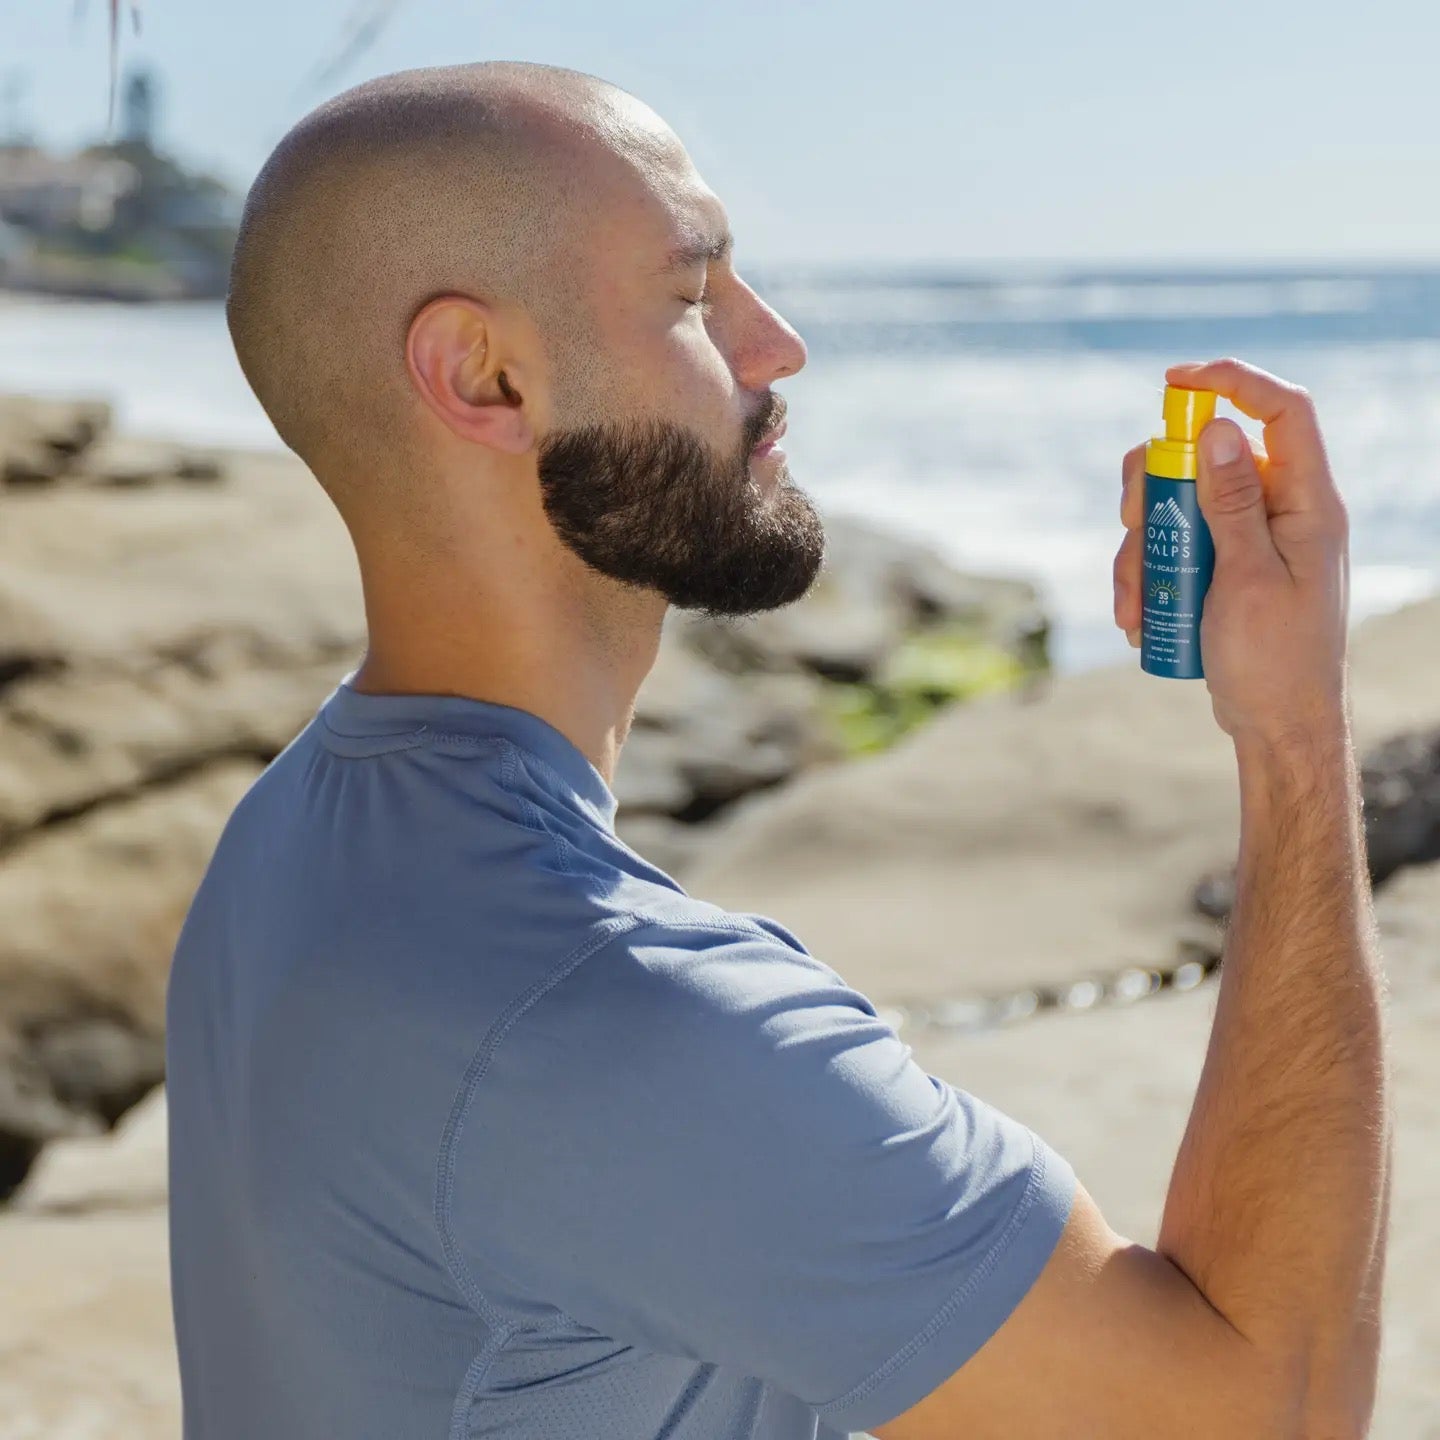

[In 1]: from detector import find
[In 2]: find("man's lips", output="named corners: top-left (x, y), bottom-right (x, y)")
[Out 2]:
top-left (753, 419), bottom-right (787, 453)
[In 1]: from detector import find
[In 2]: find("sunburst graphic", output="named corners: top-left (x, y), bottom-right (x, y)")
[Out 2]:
top-left (1147, 578), bottom-right (1182, 607)
top-left (1146, 497), bottom-right (1190, 530)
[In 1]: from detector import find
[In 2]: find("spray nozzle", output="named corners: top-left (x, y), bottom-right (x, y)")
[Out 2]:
top-left (1160, 385), bottom-right (1218, 444)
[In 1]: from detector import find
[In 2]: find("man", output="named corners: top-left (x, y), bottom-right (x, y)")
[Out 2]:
top-left (166, 59), bottom-right (1389, 1439)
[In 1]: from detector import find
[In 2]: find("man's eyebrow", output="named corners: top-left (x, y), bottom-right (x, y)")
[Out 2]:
top-left (657, 229), bottom-right (734, 276)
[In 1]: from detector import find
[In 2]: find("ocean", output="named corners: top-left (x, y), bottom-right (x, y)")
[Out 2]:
top-left (3, 265), bottom-right (1438, 674)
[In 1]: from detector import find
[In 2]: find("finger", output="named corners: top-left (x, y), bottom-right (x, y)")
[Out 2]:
top-left (1121, 442), bottom-right (1146, 529)
top-left (1128, 421), bottom-right (1266, 530)
top-left (1127, 432), bottom-right (1267, 531)
top-left (1165, 357), bottom-right (1337, 514)
top-left (1126, 626), bottom-right (1140, 648)
top-left (1195, 418), bottom-right (1283, 569)
top-left (1113, 528), bottom-right (1142, 631)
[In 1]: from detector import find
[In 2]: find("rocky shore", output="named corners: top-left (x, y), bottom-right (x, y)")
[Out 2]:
top-left (2, 391), bottom-right (1437, 1435)
top-left (0, 390), bottom-right (1048, 1198)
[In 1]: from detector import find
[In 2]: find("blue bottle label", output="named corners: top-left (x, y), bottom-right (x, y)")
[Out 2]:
top-left (1140, 474), bottom-right (1214, 680)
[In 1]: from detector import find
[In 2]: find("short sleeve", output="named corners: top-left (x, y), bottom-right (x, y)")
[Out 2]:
top-left (440, 920), bottom-right (1078, 1436)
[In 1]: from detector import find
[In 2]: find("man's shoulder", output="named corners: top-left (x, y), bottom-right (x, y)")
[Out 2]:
top-left (609, 888), bottom-right (815, 961)
top-left (513, 896), bottom-right (854, 1069)
top-left (454, 898), bottom-right (879, 1166)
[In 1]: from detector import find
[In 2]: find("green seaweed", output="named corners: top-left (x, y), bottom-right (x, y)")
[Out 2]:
top-left (819, 626), bottom-right (1040, 757)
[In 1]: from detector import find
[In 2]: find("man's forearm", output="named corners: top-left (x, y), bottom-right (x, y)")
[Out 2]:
top-left (1156, 711), bottom-right (1392, 1425)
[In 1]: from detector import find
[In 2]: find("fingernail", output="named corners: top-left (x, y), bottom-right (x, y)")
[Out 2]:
top-left (1202, 422), bottom-right (1243, 465)
top-left (1126, 627), bottom-right (1141, 648)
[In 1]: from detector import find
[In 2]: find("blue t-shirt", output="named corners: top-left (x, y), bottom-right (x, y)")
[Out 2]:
top-left (165, 667), bottom-right (1077, 1439)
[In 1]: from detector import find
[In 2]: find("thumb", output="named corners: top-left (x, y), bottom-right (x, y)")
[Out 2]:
top-left (1195, 418), bottom-right (1277, 564)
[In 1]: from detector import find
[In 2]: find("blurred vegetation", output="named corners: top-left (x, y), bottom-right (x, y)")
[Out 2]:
top-left (819, 624), bottom-right (1036, 757)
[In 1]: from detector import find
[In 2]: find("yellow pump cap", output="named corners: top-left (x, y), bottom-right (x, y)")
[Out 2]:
top-left (1162, 385), bottom-right (1217, 443)
top-left (1146, 383), bottom-right (1220, 480)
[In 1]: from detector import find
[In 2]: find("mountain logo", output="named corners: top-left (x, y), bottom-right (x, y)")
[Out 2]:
top-left (1147, 497), bottom-right (1190, 531)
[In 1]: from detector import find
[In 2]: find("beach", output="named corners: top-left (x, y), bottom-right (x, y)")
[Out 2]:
top-left (2, 268), bottom-right (1438, 1435)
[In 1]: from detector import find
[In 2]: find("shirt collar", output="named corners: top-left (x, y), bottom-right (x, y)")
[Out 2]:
top-left (320, 667), bottom-right (619, 831)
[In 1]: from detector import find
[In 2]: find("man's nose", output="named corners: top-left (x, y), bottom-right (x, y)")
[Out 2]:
top-left (739, 293), bottom-right (807, 386)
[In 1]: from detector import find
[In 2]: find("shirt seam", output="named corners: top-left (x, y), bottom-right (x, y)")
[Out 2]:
top-left (315, 720), bottom-right (439, 758)
top-left (498, 742), bottom-right (575, 872)
top-left (403, 732), bottom-right (591, 870)
top-left (433, 912), bottom-right (650, 1325)
top-left (431, 911), bottom-right (804, 1329)
top-left (814, 1128), bottom-right (1053, 1421)
top-left (318, 724), bottom-right (582, 871)
top-left (504, 742), bottom-right (616, 836)
top-left (501, 745), bottom-right (582, 873)
top-left (421, 728), bottom-right (613, 837)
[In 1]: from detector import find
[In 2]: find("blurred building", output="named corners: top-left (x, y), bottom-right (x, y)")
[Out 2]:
top-left (122, 68), bottom-right (157, 150)
top-left (0, 144), bottom-right (141, 233)
top-left (0, 63), bottom-right (239, 299)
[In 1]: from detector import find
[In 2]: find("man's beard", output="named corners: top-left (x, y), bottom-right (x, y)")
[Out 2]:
top-left (534, 403), bottom-right (826, 618)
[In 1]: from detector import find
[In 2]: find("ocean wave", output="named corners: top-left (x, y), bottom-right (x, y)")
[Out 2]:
top-left (758, 277), bottom-right (1382, 326)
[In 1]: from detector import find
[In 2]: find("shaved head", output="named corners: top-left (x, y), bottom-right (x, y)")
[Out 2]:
top-left (228, 58), bottom-right (822, 620)
top-left (228, 61), bottom-right (609, 521)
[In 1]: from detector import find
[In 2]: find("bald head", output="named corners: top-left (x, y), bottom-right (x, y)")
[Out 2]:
top-left (229, 58), bottom-right (816, 627)
top-left (227, 60), bottom-right (641, 526)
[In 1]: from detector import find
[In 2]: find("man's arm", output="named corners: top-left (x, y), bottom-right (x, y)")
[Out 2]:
top-left (874, 360), bottom-right (1391, 1439)
top-left (873, 721), bottom-right (1389, 1440)
top-left (1156, 720), bottom-right (1391, 1434)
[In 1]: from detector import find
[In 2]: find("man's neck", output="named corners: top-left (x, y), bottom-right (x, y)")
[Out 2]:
top-left (349, 590), bottom-right (668, 788)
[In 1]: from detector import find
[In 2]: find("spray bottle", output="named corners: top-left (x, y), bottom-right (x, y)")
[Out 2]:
top-left (1141, 384), bottom-right (1219, 679)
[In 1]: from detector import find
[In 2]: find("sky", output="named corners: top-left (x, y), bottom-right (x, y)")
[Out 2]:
top-left (2, 0), bottom-right (1437, 269)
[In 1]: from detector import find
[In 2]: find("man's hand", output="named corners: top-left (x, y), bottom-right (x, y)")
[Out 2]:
top-left (1115, 357), bottom-right (1351, 749)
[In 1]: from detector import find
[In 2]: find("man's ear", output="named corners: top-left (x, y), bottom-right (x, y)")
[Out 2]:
top-left (406, 295), bottom-right (535, 455)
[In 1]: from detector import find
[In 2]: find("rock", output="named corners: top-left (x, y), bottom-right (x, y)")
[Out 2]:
top-left (0, 393), bottom-right (112, 487)
top-left (1348, 597), bottom-right (1440, 738)
top-left (0, 1206), bottom-right (178, 1435)
top-left (11, 1082), bottom-right (168, 1214)
top-left (0, 760), bottom-right (263, 1197)
top-left (679, 513), bottom-right (1047, 683)
top-left (0, 1026), bottom-right (99, 1160)
top-left (901, 864), bottom-right (1440, 1438)
top-left (0, 394), bottom-right (113, 457)
top-left (617, 632), bottom-right (840, 876)
top-left (612, 726), bottom-right (696, 815)
top-left (684, 656), bottom-right (1240, 1001)
top-left (0, 656), bottom-right (360, 848)
top-left (625, 650), bottom-right (836, 817)
top-left (612, 811), bottom-right (716, 880)
top-left (0, 441), bottom-right (365, 856)
top-left (30, 1017), bottom-right (165, 1129)
top-left (1359, 725), bottom-right (1440, 884)
top-left (1370, 858), bottom-right (1440, 1004)
top-left (618, 517), bottom-right (1049, 846)
top-left (0, 413), bottom-right (1052, 1189)
top-left (1, 437), bottom-right (69, 487)
top-left (1191, 866), bottom-right (1235, 922)
top-left (1193, 721), bottom-right (1440, 924)
top-left (682, 594), bottom-right (1440, 1005)
top-left (616, 522), bottom-right (1047, 866)
top-left (176, 449), bottom-right (225, 482)
top-left (75, 434), bottom-right (225, 488)
top-left (617, 644), bottom-right (843, 871)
